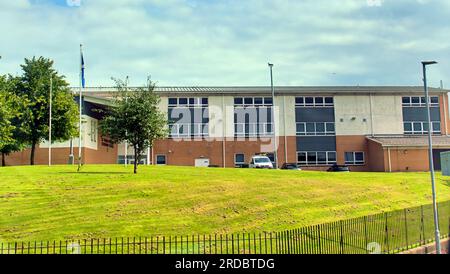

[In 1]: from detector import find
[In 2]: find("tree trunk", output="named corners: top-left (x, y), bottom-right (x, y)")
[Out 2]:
top-left (134, 145), bottom-right (138, 174)
top-left (1, 152), bottom-right (5, 167)
top-left (30, 141), bottom-right (36, 166)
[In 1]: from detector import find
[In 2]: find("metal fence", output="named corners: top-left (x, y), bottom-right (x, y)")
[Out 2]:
top-left (1, 200), bottom-right (449, 254)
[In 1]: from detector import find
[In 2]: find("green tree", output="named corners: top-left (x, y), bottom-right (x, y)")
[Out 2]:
top-left (13, 57), bottom-right (79, 165)
top-left (100, 79), bottom-right (168, 174)
top-left (0, 75), bottom-right (27, 166)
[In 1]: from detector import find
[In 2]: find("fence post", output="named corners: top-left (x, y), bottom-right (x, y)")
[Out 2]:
top-left (420, 205), bottom-right (425, 245)
top-left (403, 209), bottom-right (409, 250)
top-left (339, 220), bottom-right (344, 254)
top-left (384, 212), bottom-right (389, 254)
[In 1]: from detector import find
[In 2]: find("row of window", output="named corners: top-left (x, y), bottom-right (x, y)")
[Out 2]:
top-left (169, 123), bottom-right (209, 138)
top-left (169, 97), bottom-right (209, 107)
top-left (296, 151), bottom-right (365, 166)
top-left (234, 123), bottom-right (274, 137)
top-left (402, 96), bottom-right (439, 107)
top-left (296, 122), bottom-right (335, 136)
top-left (234, 97), bottom-right (273, 106)
top-left (295, 97), bottom-right (334, 107)
top-left (404, 121), bottom-right (441, 135)
top-left (297, 151), bottom-right (337, 166)
top-left (167, 96), bottom-right (440, 108)
top-left (118, 155), bottom-right (167, 165)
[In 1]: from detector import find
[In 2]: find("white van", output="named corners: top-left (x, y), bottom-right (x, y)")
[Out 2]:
top-left (249, 156), bottom-right (274, 169)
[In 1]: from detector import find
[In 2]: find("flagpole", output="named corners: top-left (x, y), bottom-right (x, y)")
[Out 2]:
top-left (78, 44), bottom-right (83, 171)
top-left (48, 77), bottom-right (52, 167)
top-left (124, 76), bottom-right (129, 167)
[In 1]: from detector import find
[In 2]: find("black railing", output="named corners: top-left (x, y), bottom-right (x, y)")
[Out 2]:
top-left (1, 200), bottom-right (449, 254)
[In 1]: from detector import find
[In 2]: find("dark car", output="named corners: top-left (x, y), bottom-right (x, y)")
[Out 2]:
top-left (327, 164), bottom-right (350, 172)
top-left (281, 163), bottom-right (302, 170)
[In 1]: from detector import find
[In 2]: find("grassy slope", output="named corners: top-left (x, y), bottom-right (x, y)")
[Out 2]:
top-left (0, 165), bottom-right (449, 242)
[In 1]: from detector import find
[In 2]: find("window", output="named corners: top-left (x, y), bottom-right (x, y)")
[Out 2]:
top-left (297, 151), bottom-right (337, 166)
top-left (296, 122), bottom-right (335, 136)
top-left (402, 96), bottom-right (439, 107)
top-left (178, 98), bottom-right (188, 105)
top-left (345, 152), bottom-right (365, 165)
top-left (90, 120), bottom-right (97, 142)
top-left (169, 98), bottom-right (178, 106)
top-left (296, 96), bottom-right (334, 107)
top-left (404, 121), bottom-right (440, 135)
top-left (156, 155), bottom-right (167, 165)
top-left (235, 154), bottom-right (245, 166)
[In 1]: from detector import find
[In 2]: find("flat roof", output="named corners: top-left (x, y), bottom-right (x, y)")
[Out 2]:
top-left (72, 86), bottom-right (449, 96)
top-left (368, 136), bottom-right (450, 148)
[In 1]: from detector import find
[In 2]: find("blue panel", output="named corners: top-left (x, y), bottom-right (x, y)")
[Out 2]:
top-left (403, 107), bottom-right (440, 122)
top-left (296, 108), bottom-right (335, 122)
top-left (297, 136), bottom-right (336, 152)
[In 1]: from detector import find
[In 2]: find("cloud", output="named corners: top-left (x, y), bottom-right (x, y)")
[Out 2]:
top-left (0, 0), bottom-right (449, 88)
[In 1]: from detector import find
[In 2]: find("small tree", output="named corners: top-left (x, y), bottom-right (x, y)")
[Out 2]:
top-left (13, 57), bottom-right (79, 165)
top-left (100, 79), bottom-right (168, 174)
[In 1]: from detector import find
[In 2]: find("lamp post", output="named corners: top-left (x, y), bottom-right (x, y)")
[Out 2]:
top-left (422, 60), bottom-right (441, 254)
top-left (268, 63), bottom-right (278, 169)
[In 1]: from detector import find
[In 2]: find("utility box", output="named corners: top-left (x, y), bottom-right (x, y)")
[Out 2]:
top-left (441, 151), bottom-right (450, 176)
top-left (195, 158), bottom-right (210, 167)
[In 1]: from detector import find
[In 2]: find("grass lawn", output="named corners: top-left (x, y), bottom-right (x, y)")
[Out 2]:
top-left (0, 165), bottom-right (449, 243)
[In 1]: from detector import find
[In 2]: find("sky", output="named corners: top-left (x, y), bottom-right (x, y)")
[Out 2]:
top-left (0, 0), bottom-right (449, 88)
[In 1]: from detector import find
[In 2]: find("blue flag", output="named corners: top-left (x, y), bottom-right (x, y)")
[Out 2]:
top-left (81, 51), bottom-right (85, 88)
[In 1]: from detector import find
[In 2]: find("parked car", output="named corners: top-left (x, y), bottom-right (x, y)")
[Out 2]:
top-left (327, 164), bottom-right (350, 172)
top-left (249, 156), bottom-right (274, 169)
top-left (281, 163), bottom-right (302, 170)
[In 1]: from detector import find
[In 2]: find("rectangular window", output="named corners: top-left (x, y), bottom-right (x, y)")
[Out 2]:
top-left (178, 98), bottom-right (188, 105)
top-left (235, 154), bottom-right (245, 166)
top-left (168, 98), bottom-right (178, 106)
top-left (234, 98), bottom-right (243, 105)
top-left (345, 152), bottom-right (365, 165)
top-left (297, 151), bottom-right (337, 166)
top-left (254, 97), bottom-right (263, 105)
top-left (244, 97), bottom-right (253, 105)
top-left (156, 155), bottom-right (167, 165)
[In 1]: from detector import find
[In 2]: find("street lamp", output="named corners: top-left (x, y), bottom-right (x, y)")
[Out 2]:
top-left (268, 63), bottom-right (278, 169)
top-left (421, 60), bottom-right (441, 254)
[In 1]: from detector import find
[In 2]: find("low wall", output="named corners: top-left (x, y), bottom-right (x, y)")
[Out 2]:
top-left (402, 238), bottom-right (449, 254)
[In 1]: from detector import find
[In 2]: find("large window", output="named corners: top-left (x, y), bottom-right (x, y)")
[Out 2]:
top-left (297, 151), bottom-right (337, 166)
top-left (168, 97), bottom-right (209, 138)
top-left (404, 121), bottom-right (441, 135)
top-left (296, 122), bottom-right (335, 136)
top-left (345, 152), bottom-right (365, 165)
top-left (402, 96), bottom-right (439, 107)
top-left (295, 97), bottom-right (334, 107)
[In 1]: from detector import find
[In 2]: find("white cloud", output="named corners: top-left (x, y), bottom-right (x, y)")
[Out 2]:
top-left (0, 0), bottom-right (449, 88)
